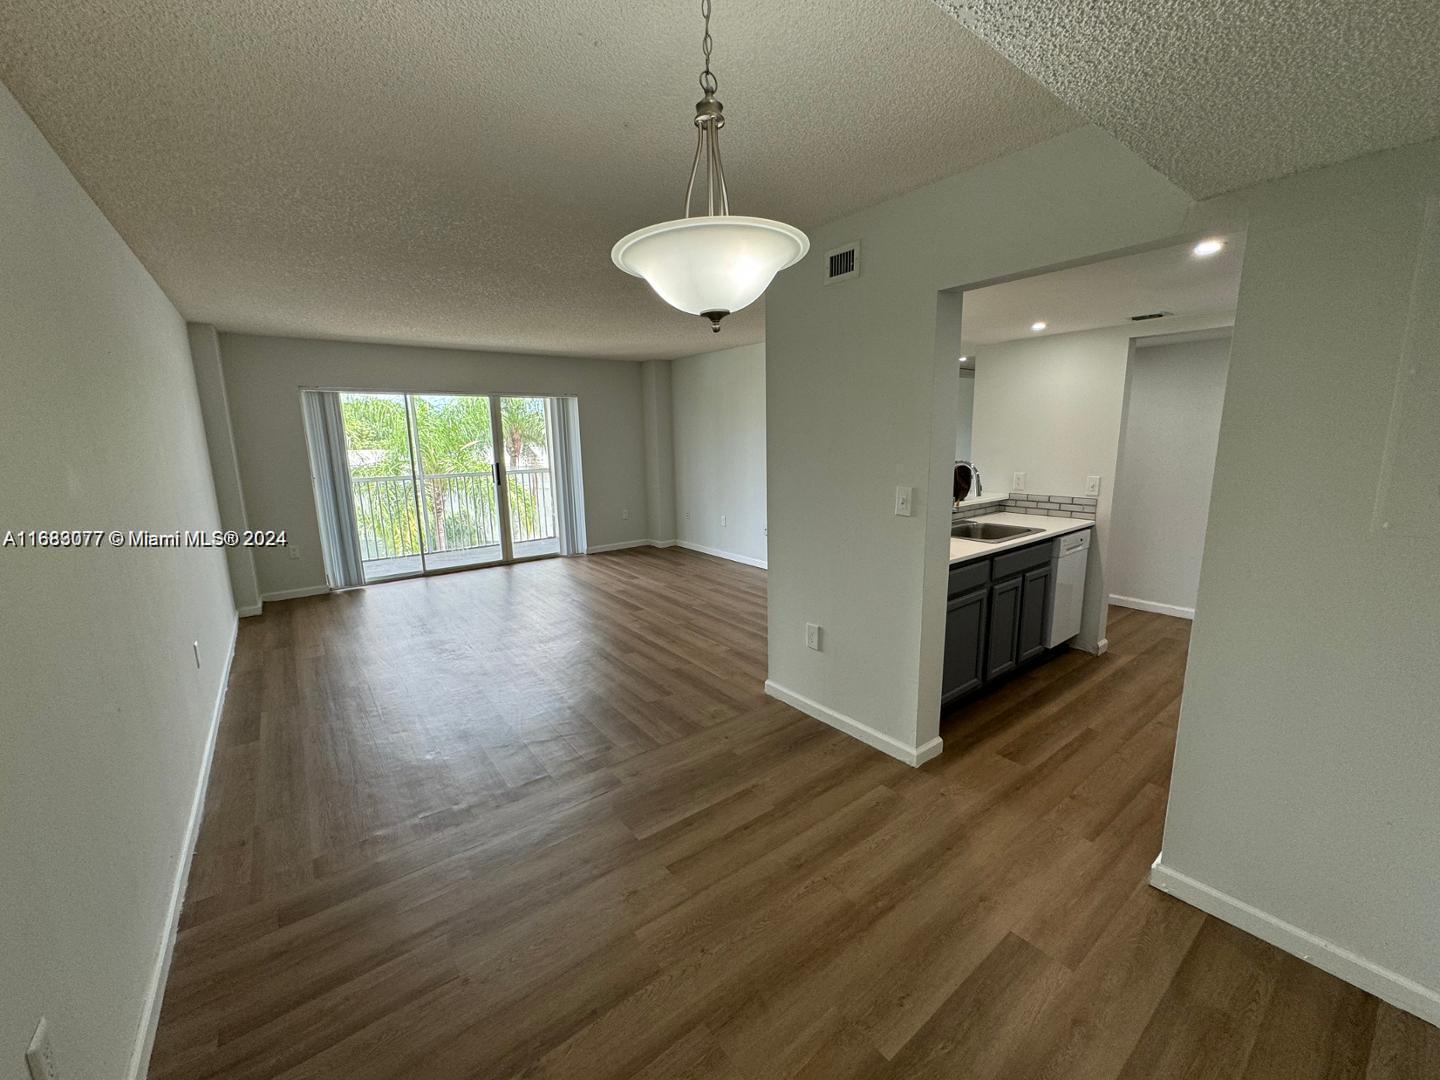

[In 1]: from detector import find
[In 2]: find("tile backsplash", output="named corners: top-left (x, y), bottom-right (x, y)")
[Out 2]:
top-left (954, 493), bottom-right (1097, 521)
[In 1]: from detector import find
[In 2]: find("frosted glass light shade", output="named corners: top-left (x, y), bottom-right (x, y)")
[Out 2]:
top-left (612, 216), bottom-right (809, 317)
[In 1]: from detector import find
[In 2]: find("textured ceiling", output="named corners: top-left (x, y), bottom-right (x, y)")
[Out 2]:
top-left (959, 234), bottom-right (1244, 349)
top-left (0, 0), bottom-right (1079, 361)
top-left (933, 0), bottom-right (1440, 198)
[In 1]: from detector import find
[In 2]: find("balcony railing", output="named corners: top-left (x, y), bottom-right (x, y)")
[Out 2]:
top-left (350, 467), bottom-right (556, 563)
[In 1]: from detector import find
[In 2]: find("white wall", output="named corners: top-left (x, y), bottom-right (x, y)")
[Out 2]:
top-left (215, 333), bottom-right (655, 598)
top-left (970, 313), bottom-right (1231, 648)
top-left (0, 83), bottom-right (236, 1080)
top-left (640, 358), bottom-right (677, 544)
top-left (1108, 334), bottom-right (1230, 617)
top-left (954, 368), bottom-right (974, 460)
top-left (1155, 139), bottom-right (1440, 1024)
top-left (766, 118), bottom-right (1440, 1020)
top-left (672, 343), bottom-right (768, 567)
top-left (188, 323), bottom-right (262, 615)
top-left (764, 125), bottom-right (1194, 764)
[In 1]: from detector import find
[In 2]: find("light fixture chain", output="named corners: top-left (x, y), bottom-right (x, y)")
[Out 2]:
top-left (613, 0), bottom-right (808, 334)
top-left (699, 0), bottom-right (717, 94)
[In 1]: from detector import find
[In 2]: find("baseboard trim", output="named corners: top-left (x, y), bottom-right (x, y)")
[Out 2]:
top-left (764, 679), bottom-right (942, 767)
top-left (1070, 637), bottom-right (1108, 656)
top-left (259, 584), bottom-right (330, 602)
top-left (582, 538), bottom-right (764, 566)
top-left (128, 615), bottom-right (239, 1079)
top-left (675, 539), bottom-right (767, 569)
top-left (1150, 857), bottom-right (1440, 1027)
top-left (1110, 594), bottom-right (1195, 620)
top-left (585, 538), bottom-right (659, 554)
top-left (237, 602), bottom-right (263, 618)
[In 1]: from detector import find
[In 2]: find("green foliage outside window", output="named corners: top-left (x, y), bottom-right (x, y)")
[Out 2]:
top-left (340, 394), bottom-right (551, 560)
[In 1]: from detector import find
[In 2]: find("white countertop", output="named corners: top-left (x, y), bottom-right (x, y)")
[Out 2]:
top-left (949, 512), bottom-right (1093, 565)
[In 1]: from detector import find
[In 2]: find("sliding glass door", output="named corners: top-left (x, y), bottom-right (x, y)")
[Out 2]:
top-left (337, 391), bottom-right (565, 583)
top-left (410, 394), bottom-right (505, 572)
top-left (500, 397), bottom-right (560, 558)
top-left (340, 392), bottom-right (424, 582)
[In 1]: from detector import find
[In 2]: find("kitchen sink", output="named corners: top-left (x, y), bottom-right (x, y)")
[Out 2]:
top-left (951, 521), bottom-right (1045, 543)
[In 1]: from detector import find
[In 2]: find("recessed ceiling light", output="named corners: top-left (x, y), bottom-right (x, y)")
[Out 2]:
top-left (1030, 321), bottom-right (1047, 332)
top-left (1193, 238), bottom-right (1225, 257)
top-left (958, 355), bottom-right (970, 363)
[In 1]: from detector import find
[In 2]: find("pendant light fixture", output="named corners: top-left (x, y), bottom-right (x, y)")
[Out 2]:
top-left (612, 0), bottom-right (809, 332)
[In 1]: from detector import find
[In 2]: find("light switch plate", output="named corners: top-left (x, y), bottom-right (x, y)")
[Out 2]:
top-left (805, 623), bottom-right (822, 651)
top-left (894, 486), bottom-right (914, 517)
top-left (1084, 475), bottom-right (1102, 496)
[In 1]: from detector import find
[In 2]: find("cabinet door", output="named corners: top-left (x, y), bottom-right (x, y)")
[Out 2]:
top-left (942, 587), bottom-right (987, 704)
top-left (985, 575), bottom-right (1022, 681)
top-left (1018, 564), bottom-right (1053, 663)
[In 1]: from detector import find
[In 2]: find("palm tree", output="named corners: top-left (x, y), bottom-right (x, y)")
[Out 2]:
top-left (339, 394), bottom-right (418, 558)
top-left (498, 398), bottom-right (549, 538)
top-left (413, 396), bottom-right (495, 551)
top-left (500, 397), bottom-right (547, 466)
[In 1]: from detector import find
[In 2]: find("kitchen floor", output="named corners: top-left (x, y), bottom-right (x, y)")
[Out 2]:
top-left (148, 550), bottom-right (1440, 1079)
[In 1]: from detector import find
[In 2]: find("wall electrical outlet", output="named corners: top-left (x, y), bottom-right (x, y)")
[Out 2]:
top-left (1085, 475), bottom-right (1102, 497)
top-left (27, 1018), bottom-right (59, 1080)
top-left (1012, 472), bottom-right (1026, 492)
top-left (621, 508), bottom-right (630, 520)
top-left (805, 623), bottom-right (822, 651)
top-left (720, 515), bottom-right (727, 527)
top-left (192, 641), bottom-right (201, 669)
top-left (894, 486), bottom-right (913, 517)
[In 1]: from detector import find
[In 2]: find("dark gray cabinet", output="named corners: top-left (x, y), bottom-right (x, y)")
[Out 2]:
top-left (942, 535), bottom-right (1062, 711)
top-left (985, 575), bottom-right (1022, 681)
top-left (1017, 564), bottom-right (1052, 664)
top-left (942, 587), bottom-right (987, 704)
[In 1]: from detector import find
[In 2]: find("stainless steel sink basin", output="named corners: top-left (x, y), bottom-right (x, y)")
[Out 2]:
top-left (951, 521), bottom-right (1045, 543)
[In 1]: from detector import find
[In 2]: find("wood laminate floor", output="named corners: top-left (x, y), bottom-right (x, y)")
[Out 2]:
top-left (150, 547), bottom-right (1439, 1079)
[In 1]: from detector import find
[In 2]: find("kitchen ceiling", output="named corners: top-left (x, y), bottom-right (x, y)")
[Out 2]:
top-left (959, 235), bottom-right (1245, 349)
top-left (933, 0), bottom-right (1440, 198)
top-left (0, 0), bottom-right (1079, 361)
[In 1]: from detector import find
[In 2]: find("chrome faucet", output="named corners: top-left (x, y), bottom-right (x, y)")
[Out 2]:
top-left (959, 460), bottom-right (982, 497)
top-left (954, 460), bottom-right (982, 506)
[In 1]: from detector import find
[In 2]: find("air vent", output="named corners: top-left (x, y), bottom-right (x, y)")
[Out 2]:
top-left (825, 242), bottom-right (860, 284)
top-left (1130, 310), bottom-right (1173, 321)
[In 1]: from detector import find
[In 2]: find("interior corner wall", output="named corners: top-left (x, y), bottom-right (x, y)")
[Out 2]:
top-left (954, 369), bottom-right (975, 460)
top-left (671, 342), bottom-right (768, 567)
top-left (1107, 334), bottom-right (1231, 617)
top-left (1156, 137), bottom-right (1440, 1024)
top-left (214, 334), bottom-right (655, 597)
top-left (188, 323), bottom-right (262, 615)
top-left (641, 358), bottom-right (677, 544)
top-left (764, 125), bottom-right (1194, 760)
top-left (0, 82), bottom-right (236, 1080)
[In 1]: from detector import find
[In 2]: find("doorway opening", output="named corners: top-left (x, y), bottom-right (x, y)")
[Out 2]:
top-left (934, 231), bottom-right (1245, 724)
